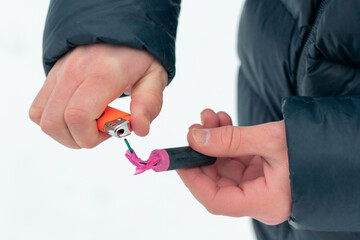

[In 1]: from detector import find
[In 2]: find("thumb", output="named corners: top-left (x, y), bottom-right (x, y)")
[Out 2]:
top-left (187, 122), bottom-right (286, 159)
top-left (130, 62), bottom-right (168, 136)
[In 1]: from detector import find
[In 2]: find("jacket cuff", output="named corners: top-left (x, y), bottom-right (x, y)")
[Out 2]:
top-left (43, 0), bottom-right (181, 82)
top-left (282, 95), bottom-right (360, 231)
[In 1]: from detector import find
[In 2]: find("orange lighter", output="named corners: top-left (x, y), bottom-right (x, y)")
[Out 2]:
top-left (97, 106), bottom-right (132, 138)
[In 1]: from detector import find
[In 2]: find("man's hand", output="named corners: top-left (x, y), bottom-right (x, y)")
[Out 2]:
top-left (177, 109), bottom-right (291, 225)
top-left (29, 44), bottom-right (167, 148)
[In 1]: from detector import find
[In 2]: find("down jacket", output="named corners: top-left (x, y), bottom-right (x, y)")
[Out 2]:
top-left (43, 0), bottom-right (360, 239)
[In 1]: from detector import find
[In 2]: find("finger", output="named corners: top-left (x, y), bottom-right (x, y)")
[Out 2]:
top-left (200, 165), bottom-right (218, 182)
top-left (187, 123), bottom-right (277, 158)
top-left (177, 167), bottom-right (247, 216)
top-left (200, 109), bottom-right (219, 128)
top-left (189, 124), bottom-right (203, 130)
top-left (177, 167), bottom-right (220, 209)
top-left (216, 158), bottom-right (245, 184)
top-left (130, 64), bottom-right (167, 136)
top-left (29, 63), bottom-right (61, 125)
top-left (64, 74), bottom-right (125, 148)
top-left (39, 67), bottom-right (83, 148)
top-left (217, 111), bottom-right (233, 126)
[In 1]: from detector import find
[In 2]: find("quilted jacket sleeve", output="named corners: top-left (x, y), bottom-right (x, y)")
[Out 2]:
top-left (282, 95), bottom-right (360, 232)
top-left (43, 0), bottom-right (181, 81)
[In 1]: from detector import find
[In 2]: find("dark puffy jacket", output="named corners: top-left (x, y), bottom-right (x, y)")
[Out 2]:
top-left (43, 0), bottom-right (360, 239)
top-left (238, 0), bottom-right (360, 239)
top-left (43, 0), bottom-right (180, 81)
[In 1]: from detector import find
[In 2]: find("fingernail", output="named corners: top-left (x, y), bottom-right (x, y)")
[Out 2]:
top-left (191, 129), bottom-right (210, 145)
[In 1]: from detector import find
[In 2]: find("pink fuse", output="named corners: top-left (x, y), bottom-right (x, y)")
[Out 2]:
top-left (125, 149), bottom-right (170, 175)
top-left (124, 139), bottom-right (216, 175)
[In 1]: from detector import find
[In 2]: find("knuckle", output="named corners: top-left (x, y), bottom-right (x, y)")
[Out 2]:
top-left (221, 126), bottom-right (242, 153)
top-left (205, 204), bottom-right (222, 216)
top-left (40, 117), bottom-right (60, 136)
top-left (204, 196), bottom-right (223, 216)
top-left (79, 139), bottom-right (99, 149)
top-left (134, 90), bottom-right (163, 118)
top-left (29, 105), bottom-right (43, 124)
top-left (153, 66), bottom-right (168, 88)
top-left (58, 64), bottom-right (82, 85)
top-left (63, 141), bottom-right (82, 149)
top-left (56, 55), bottom-right (88, 85)
top-left (146, 89), bottom-right (163, 104)
top-left (64, 107), bottom-right (89, 125)
top-left (69, 145), bottom-right (82, 150)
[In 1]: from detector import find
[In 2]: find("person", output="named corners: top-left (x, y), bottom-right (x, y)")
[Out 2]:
top-left (29, 0), bottom-right (360, 239)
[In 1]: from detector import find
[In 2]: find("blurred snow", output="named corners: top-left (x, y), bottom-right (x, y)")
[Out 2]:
top-left (0, 0), bottom-right (255, 239)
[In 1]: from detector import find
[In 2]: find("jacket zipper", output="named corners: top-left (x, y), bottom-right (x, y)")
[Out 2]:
top-left (295, 0), bottom-right (329, 88)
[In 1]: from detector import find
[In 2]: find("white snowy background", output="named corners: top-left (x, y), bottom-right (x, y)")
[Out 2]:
top-left (0, 0), bottom-right (256, 239)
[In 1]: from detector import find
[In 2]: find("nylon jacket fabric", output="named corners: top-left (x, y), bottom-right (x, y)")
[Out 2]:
top-left (237, 0), bottom-right (360, 239)
top-left (43, 0), bottom-right (360, 239)
top-left (43, 0), bottom-right (180, 81)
